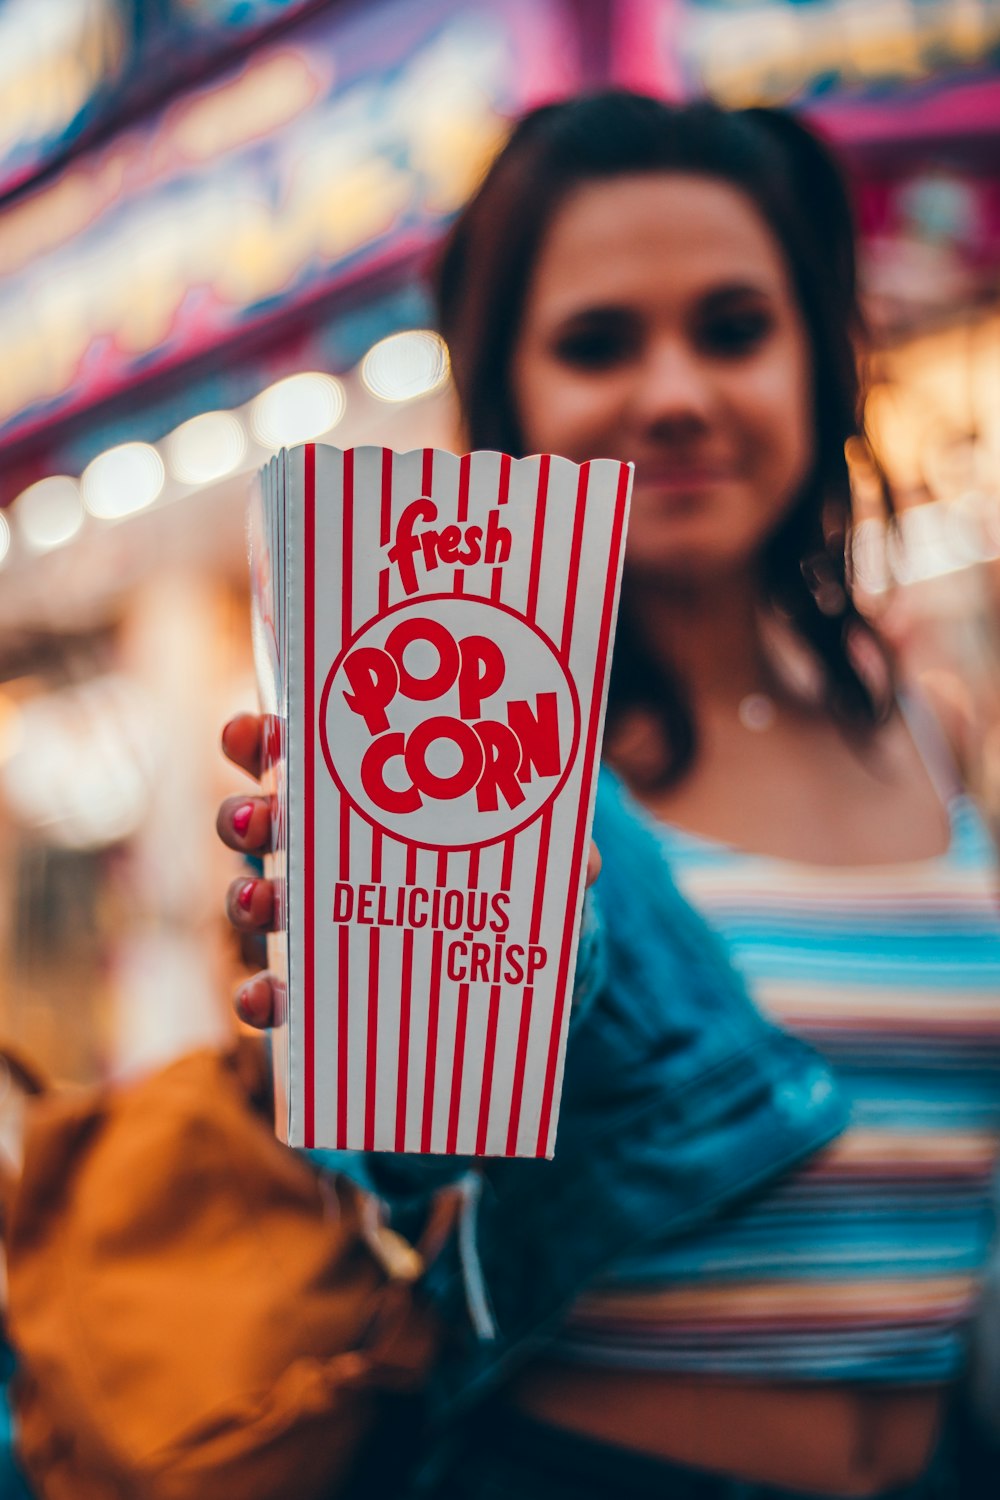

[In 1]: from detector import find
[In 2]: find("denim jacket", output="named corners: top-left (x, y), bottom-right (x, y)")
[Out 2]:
top-left (313, 768), bottom-right (849, 1423)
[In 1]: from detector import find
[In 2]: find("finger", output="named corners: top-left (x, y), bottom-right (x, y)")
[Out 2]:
top-left (221, 713), bottom-right (265, 780)
top-left (239, 930), bottom-right (269, 973)
top-left (586, 840), bottom-right (602, 887)
top-left (234, 972), bottom-right (277, 1029)
top-left (225, 876), bottom-right (275, 932)
top-left (216, 794), bottom-right (272, 853)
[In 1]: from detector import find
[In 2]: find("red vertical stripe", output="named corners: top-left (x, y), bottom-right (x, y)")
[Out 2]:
top-left (476, 984), bottom-right (502, 1155)
top-left (394, 844), bottom-right (419, 1152)
top-left (457, 451), bottom-right (471, 522)
top-left (535, 463), bottom-right (631, 1156)
top-left (342, 449), bottom-right (354, 644)
top-left (560, 463), bottom-right (590, 662)
top-left (336, 797), bottom-right (351, 1149)
top-left (468, 836), bottom-right (488, 1153)
top-left (445, 983), bottom-right (470, 1153)
top-left (505, 809), bottom-right (551, 1152)
top-left (529, 813), bottom-right (552, 946)
top-left (421, 930), bottom-right (444, 1153)
top-left (303, 444), bottom-right (316, 1147)
top-left (505, 988), bottom-right (534, 1157)
top-left (364, 825), bottom-right (383, 1151)
top-left (337, 796), bottom-right (351, 879)
top-left (422, 447), bottom-right (434, 494)
top-left (395, 928), bottom-right (414, 1152)
top-left (525, 454), bottom-right (550, 623)
top-left (334, 451), bottom-right (356, 1149)
top-left (380, 447), bottom-right (393, 546)
top-left (452, 452), bottom-right (470, 595)
top-left (366, 453), bottom-right (390, 1151)
top-left (492, 453), bottom-right (511, 598)
top-left (378, 449), bottom-right (393, 611)
top-left (501, 836), bottom-right (515, 890)
top-left (364, 929), bottom-right (380, 1150)
top-left (498, 451), bottom-right (511, 505)
top-left (424, 848), bottom-right (450, 1148)
top-left (336, 925), bottom-right (350, 1149)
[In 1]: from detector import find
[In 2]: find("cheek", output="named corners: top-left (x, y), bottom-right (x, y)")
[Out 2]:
top-left (743, 342), bottom-right (814, 502)
top-left (510, 345), bottom-right (554, 455)
top-left (512, 352), bottom-right (621, 462)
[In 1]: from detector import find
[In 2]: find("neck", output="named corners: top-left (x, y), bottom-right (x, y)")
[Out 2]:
top-left (627, 572), bottom-right (775, 716)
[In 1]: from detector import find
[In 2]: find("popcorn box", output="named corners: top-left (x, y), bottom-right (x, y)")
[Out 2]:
top-left (250, 446), bottom-right (631, 1155)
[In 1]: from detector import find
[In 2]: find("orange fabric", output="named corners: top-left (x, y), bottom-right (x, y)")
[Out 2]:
top-left (3, 1043), bottom-right (439, 1500)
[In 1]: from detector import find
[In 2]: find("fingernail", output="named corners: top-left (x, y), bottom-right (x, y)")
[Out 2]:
top-left (231, 802), bottom-right (254, 838)
top-left (235, 984), bottom-right (255, 1021)
top-left (236, 880), bottom-right (256, 912)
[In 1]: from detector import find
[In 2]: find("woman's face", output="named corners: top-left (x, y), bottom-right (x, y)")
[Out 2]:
top-left (510, 173), bottom-right (815, 586)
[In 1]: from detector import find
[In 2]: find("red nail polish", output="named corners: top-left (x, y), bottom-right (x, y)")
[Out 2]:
top-left (236, 881), bottom-right (256, 912)
top-left (232, 802), bottom-right (254, 838)
top-left (236, 984), bottom-right (256, 1021)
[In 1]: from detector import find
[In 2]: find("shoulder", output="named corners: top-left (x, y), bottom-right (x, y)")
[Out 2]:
top-left (909, 671), bottom-right (976, 775)
top-left (900, 671), bottom-right (977, 799)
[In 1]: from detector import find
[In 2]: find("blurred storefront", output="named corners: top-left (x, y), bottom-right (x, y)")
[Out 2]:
top-left (0, 0), bottom-right (998, 1080)
top-left (0, 0), bottom-right (588, 1080)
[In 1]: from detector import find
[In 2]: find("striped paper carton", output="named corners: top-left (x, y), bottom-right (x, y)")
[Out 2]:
top-left (250, 445), bottom-right (631, 1155)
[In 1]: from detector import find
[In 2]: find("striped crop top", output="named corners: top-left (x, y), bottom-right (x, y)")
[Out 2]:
top-left (555, 790), bottom-right (1000, 1383)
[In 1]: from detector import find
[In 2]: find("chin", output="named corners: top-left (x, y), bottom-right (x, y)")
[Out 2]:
top-left (625, 533), bottom-right (750, 588)
top-left (626, 528), bottom-right (743, 573)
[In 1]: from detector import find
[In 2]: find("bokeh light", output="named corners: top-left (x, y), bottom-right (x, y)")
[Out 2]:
top-left (165, 409), bottom-right (248, 485)
top-left (360, 330), bottom-right (450, 403)
top-left (0, 512), bottom-right (9, 568)
top-left (15, 475), bottom-right (84, 552)
top-left (0, 689), bottom-right (23, 764)
top-left (82, 443), bottom-right (165, 520)
top-left (250, 373), bottom-right (346, 448)
top-left (0, 676), bottom-right (153, 849)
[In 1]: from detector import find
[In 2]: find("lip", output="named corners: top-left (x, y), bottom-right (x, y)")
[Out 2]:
top-left (634, 462), bottom-right (734, 489)
top-left (633, 469), bottom-right (734, 502)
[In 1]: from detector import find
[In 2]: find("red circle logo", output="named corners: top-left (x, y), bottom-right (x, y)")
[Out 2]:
top-left (320, 596), bottom-right (580, 850)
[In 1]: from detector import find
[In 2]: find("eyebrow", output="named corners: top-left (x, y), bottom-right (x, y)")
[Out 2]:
top-left (541, 276), bottom-right (784, 344)
top-left (698, 281), bottom-right (777, 306)
top-left (552, 280), bottom-right (778, 323)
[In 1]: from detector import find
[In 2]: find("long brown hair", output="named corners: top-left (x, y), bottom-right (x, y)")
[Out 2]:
top-left (432, 91), bottom-right (891, 783)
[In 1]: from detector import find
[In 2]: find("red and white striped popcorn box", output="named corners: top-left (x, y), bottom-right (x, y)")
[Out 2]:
top-left (250, 445), bottom-right (632, 1156)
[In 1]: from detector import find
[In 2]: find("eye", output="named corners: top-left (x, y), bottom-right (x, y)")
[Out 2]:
top-left (551, 316), bottom-right (637, 370)
top-left (698, 306), bottom-right (774, 358)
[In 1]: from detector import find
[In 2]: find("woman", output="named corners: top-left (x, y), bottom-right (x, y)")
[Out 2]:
top-left (219, 94), bottom-right (1000, 1498)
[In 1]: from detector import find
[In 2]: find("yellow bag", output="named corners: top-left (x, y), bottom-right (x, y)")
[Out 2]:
top-left (3, 1042), bottom-right (444, 1500)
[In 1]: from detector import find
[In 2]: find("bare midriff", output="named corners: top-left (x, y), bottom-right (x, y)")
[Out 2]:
top-left (510, 1364), bottom-right (945, 1497)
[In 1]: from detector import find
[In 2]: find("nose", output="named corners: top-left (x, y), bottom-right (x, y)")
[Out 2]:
top-left (629, 340), bottom-right (714, 435)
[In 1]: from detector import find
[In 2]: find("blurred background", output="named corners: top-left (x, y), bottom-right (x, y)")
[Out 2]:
top-left (0, 0), bottom-right (997, 1083)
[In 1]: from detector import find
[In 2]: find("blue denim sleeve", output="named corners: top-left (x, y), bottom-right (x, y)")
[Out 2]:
top-left (571, 889), bottom-right (606, 1021)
